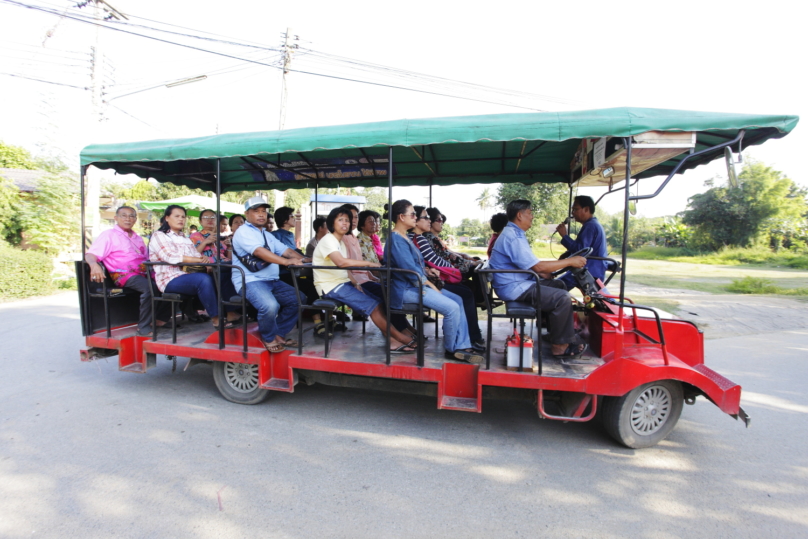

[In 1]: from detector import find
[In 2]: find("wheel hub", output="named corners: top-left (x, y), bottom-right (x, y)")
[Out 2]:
top-left (223, 362), bottom-right (259, 393)
top-left (630, 385), bottom-right (672, 436)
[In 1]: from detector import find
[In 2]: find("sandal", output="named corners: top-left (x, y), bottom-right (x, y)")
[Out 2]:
top-left (406, 337), bottom-right (427, 349)
top-left (552, 342), bottom-right (587, 360)
top-left (313, 322), bottom-right (333, 338)
top-left (445, 349), bottom-right (483, 364)
top-left (390, 343), bottom-right (417, 354)
top-left (284, 338), bottom-right (299, 347)
top-left (262, 339), bottom-right (285, 353)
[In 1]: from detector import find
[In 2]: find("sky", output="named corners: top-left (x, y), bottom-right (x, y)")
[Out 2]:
top-left (1, 0), bottom-right (805, 225)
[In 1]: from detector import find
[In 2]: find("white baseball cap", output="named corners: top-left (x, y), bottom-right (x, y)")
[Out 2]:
top-left (244, 196), bottom-right (271, 211)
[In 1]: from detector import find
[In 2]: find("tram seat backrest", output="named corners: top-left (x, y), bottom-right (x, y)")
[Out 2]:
top-left (76, 260), bottom-right (140, 337)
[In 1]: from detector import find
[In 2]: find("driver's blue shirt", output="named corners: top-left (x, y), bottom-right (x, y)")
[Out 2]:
top-left (560, 216), bottom-right (608, 282)
top-left (489, 222), bottom-right (540, 301)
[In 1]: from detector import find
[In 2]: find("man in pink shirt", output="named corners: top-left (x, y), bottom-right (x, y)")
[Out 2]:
top-left (85, 206), bottom-right (167, 335)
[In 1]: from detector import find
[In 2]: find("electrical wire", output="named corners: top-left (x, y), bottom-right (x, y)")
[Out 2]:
top-left (1, 71), bottom-right (87, 89)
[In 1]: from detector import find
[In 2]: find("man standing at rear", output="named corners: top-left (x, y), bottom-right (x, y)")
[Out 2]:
top-left (232, 197), bottom-right (306, 353)
top-left (85, 206), bottom-right (167, 336)
top-left (555, 195), bottom-right (608, 290)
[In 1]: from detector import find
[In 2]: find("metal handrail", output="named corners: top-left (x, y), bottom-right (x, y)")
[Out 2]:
top-left (475, 267), bottom-right (542, 373)
top-left (603, 298), bottom-right (669, 365)
top-left (142, 261), bottom-right (248, 351)
top-left (288, 264), bottom-right (426, 366)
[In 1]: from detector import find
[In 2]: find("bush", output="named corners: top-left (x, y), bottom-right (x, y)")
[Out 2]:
top-left (726, 276), bottom-right (779, 294)
top-left (0, 245), bottom-right (54, 300)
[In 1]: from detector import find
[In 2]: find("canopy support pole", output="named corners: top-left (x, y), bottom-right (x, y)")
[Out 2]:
top-left (429, 180), bottom-right (432, 208)
top-left (618, 138), bottom-right (632, 314)
top-left (215, 158), bottom-right (225, 350)
top-left (386, 146), bottom-right (393, 366)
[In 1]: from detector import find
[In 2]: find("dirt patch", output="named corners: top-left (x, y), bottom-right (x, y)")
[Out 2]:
top-left (624, 282), bottom-right (808, 339)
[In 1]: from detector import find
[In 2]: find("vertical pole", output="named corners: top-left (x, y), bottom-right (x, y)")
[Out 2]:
top-left (80, 165), bottom-right (89, 336)
top-left (278, 28), bottom-right (294, 131)
top-left (618, 138), bottom-right (632, 317)
top-left (429, 180), bottom-right (433, 208)
top-left (216, 159), bottom-right (225, 349)
top-left (386, 146), bottom-right (393, 366)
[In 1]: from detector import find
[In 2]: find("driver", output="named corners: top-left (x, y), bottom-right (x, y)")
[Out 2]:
top-left (555, 196), bottom-right (608, 291)
top-left (489, 200), bottom-right (587, 359)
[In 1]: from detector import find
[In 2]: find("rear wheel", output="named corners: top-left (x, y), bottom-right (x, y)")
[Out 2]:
top-left (212, 361), bottom-right (270, 405)
top-left (602, 380), bottom-right (683, 449)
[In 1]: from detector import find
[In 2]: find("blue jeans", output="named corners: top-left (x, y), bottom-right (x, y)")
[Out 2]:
top-left (165, 272), bottom-right (227, 318)
top-left (244, 279), bottom-right (304, 342)
top-left (443, 282), bottom-right (483, 342)
top-left (361, 281), bottom-right (409, 331)
top-left (403, 286), bottom-right (470, 353)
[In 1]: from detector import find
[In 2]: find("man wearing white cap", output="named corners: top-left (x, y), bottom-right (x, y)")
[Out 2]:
top-left (231, 196), bottom-right (306, 353)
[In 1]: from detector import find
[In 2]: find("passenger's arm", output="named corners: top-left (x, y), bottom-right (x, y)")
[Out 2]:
top-left (328, 250), bottom-right (381, 269)
top-left (530, 256), bottom-right (586, 279)
top-left (252, 246), bottom-right (294, 266)
top-left (84, 253), bottom-right (105, 282)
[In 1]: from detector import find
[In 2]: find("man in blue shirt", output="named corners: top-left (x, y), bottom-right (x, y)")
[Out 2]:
top-left (232, 197), bottom-right (306, 353)
top-left (489, 200), bottom-right (587, 358)
top-left (556, 195), bottom-right (608, 291)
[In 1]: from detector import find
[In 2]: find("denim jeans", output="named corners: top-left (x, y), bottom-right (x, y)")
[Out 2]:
top-left (165, 272), bottom-right (223, 318)
top-left (244, 279), bottom-right (304, 342)
top-left (443, 282), bottom-right (483, 342)
top-left (361, 281), bottom-right (409, 332)
top-left (402, 286), bottom-right (470, 353)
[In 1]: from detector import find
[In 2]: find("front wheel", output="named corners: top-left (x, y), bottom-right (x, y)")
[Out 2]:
top-left (602, 380), bottom-right (683, 449)
top-left (212, 361), bottom-right (270, 405)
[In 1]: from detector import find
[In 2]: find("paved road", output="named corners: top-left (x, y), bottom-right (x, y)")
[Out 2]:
top-left (1, 292), bottom-right (807, 538)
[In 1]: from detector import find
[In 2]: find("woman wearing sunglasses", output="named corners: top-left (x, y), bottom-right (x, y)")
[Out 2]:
top-left (384, 199), bottom-right (482, 364)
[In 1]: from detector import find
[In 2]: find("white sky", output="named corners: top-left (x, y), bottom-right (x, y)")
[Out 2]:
top-left (1, 0), bottom-right (805, 224)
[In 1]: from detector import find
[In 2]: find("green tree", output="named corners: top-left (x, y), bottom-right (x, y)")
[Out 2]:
top-left (495, 182), bottom-right (568, 243)
top-left (476, 187), bottom-right (494, 218)
top-left (0, 141), bottom-right (37, 169)
top-left (17, 172), bottom-right (80, 253)
top-left (0, 175), bottom-right (22, 242)
top-left (682, 161), bottom-right (807, 250)
top-left (282, 188), bottom-right (312, 213)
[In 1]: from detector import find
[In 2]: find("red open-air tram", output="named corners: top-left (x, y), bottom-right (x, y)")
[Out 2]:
top-left (77, 108), bottom-right (798, 448)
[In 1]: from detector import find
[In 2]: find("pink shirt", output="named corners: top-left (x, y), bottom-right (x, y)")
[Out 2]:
top-left (86, 224), bottom-right (147, 286)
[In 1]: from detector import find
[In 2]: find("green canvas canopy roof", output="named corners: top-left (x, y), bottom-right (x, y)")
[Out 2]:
top-left (80, 107), bottom-right (798, 193)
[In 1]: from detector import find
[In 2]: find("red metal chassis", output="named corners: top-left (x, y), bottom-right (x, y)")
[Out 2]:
top-left (81, 307), bottom-right (741, 420)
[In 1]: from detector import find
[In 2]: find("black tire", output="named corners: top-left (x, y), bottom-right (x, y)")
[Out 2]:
top-left (212, 361), bottom-right (271, 405)
top-left (602, 380), bottom-right (683, 449)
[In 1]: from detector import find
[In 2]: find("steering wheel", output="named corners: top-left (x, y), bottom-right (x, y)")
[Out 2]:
top-left (551, 247), bottom-right (592, 277)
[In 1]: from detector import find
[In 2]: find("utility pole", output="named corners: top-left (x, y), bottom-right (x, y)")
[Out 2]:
top-left (76, 0), bottom-right (128, 239)
top-left (276, 28), bottom-right (298, 210)
top-left (278, 28), bottom-right (298, 131)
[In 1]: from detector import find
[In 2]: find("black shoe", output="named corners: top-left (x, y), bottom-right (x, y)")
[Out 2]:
top-left (352, 314), bottom-right (368, 322)
top-left (471, 341), bottom-right (485, 352)
top-left (423, 315), bottom-right (437, 323)
top-left (445, 350), bottom-right (483, 364)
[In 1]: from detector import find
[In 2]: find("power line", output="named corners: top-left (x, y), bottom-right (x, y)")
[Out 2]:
top-left (1, 71), bottom-right (87, 89)
top-left (1, 0), bottom-right (551, 111)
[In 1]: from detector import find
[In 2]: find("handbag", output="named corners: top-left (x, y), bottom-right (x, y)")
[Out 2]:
top-left (426, 261), bottom-right (462, 284)
top-left (235, 231), bottom-right (271, 273)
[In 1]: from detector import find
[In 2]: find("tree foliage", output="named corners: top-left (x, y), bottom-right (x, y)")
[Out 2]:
top-left (16, 172), bottom-right (80, 254)
top-left (0, 141), bottom-right (38, 169)
top-left (681, 161), bottom-right (807, 250)
top-left (495, 182), bottom-right (568, 243)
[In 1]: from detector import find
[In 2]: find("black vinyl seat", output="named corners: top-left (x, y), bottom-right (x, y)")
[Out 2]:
top-left (81, 260), bottom-right (139, 338)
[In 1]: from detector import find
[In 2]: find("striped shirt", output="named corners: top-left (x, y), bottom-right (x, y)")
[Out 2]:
top-left (408, 233), bottom-right (452, 268)
top-left (148, 230), bottom-right (200, 292)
